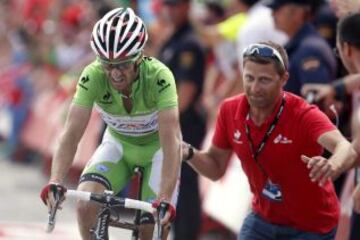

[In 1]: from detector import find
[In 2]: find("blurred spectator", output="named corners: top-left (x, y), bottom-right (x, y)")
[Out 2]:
top-left (0, 0), bottom-right (36, 158)
top-left (312, 0), bottom-right (338, 49)
top-left (199, 0), bottom-right (229, 126)
top-left (265, 0), bottom-right (337, 98)
top-left (0, 0), bottom-right (97, 163)
top-left (329, 0), bottom-right (360, 18)
top-left (145, 0), bottom-right (174, 56)
top-left (236, 1), bottom-right (288, 66)
top-left (0, 64), bottom-right (33, 158)
top-left (137, 0), bottom-right (156, 24)
top-left (193, 0), bottom-right (247, 48)
top-left (22, 0), bottom-right (54, 35)
top-left (198, 0), bottom-right (261, 127)
top-left (301, 11), bottom-right (360, 240)
top-left (54, 2), bottom-right (89, 71)
top-left (300, 0), bottom-right (360, 135)
top-left (192, 0), bottom-right (247, 85)
top-left (157, 0), bottom-right (206, 239)
top-left (311, 0), bottom-right (352, 199)
top-left (329, 12), bottom-right (360, 240)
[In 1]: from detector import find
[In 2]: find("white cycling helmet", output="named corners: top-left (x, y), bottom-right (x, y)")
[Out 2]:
top-left (90, 8), bottom-right (148, 61)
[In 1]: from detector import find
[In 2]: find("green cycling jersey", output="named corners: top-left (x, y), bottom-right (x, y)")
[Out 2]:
top-left (72, 56), bottom-right (178, 144)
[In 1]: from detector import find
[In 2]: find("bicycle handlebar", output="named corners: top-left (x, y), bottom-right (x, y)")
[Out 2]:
top-left (124, 198), bottom-right (154, 213)
top-left (46, 189), bottom-right (161, 238)
top-left (66, 189), bottom-right (155, 213)
top-left (66, 189), bottom-right (91, 201)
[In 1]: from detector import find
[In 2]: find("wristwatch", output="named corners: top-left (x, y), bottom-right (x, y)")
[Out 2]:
top-left (184, 144), bottom-right (194, 162)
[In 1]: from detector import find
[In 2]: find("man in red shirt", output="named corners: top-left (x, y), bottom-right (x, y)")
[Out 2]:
top-left (182, 41), bottom-right (358, 239)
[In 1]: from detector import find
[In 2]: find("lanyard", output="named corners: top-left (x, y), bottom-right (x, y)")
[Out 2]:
top-left (245, 97), bottom-right (286, 177)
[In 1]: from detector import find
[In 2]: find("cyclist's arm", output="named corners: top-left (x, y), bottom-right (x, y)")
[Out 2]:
top-left (157, 107), bottom-right (182, 201)
top-left (50, 103), bottom-right (92, 184)
top-left (187, 144), bottom-right (232, 181)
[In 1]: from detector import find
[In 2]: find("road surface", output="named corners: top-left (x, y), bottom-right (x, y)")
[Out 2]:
top-left (0, 157), bottom-right (131, 240)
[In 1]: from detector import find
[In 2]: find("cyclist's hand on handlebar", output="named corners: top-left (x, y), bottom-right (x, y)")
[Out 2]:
top-left (40, 182), bottom-right (67, 211)
top-left (152, 199), bottom-right (176, 225)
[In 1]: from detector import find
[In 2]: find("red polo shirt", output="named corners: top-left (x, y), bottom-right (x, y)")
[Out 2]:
top-left (212, 92), bottom-right (339, 234)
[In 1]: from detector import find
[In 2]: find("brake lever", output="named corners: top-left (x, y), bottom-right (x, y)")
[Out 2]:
top-left (46, 198), bottom-right (61, 233)
top-left (156, 207), bottom-right (166, 239)
top-left (46, 185), bottom-right (65, 233)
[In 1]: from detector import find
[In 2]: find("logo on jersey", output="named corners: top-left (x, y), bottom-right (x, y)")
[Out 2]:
top-left (233, 130), bottom-right (243, 144)
top-left (157, 79), bottom-right (170, 93)
top-left (95, 104), bottom-right (159, 136)
top-left (273, 134), bottom-right (292, 144)
top-left (79, 75), bottom-right (90, 90)
top-left (96, 164), bottom-right (109, 173)
top-left (143, 56), bottom-right (153, 61)
top-left (81, 75), bottom-right (90, 84)
top-left (100, 91), bottom-right (112, 104)
top-left (157, 79), bottom-right (166, 87)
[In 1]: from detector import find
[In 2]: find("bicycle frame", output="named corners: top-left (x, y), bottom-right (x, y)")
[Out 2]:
top-left (91, 166), bottom-right (145, 240)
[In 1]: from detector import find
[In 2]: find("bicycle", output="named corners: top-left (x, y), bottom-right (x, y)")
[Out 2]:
top-left (45, 167), bottom-right (166, 240)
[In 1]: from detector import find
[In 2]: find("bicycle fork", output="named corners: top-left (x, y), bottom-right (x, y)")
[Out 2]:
top-left (92, 207), bottom-right (111, 240)
top-left (132, 166), bottom-right (144, 239)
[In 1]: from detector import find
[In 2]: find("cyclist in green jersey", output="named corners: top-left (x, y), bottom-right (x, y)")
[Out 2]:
top-left (40, 7), bottom-right (182, 240)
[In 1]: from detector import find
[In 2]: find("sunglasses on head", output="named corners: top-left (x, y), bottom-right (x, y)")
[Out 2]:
top-left (242, 44), bottom-right (286, 70)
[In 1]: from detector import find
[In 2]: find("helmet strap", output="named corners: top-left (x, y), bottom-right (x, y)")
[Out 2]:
top-left (133, 53), bottom-right (143, 74)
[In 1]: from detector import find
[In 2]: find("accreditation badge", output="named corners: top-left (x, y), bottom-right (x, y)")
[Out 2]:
top-left (262, 180), bottom-right (283, 202)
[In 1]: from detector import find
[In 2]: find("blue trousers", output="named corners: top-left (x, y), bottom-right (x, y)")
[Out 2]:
top-left (238, 212), bottom-right (336, 240)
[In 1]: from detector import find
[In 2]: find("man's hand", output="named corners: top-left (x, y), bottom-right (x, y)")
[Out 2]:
top-left (301, 155), bottom-right (341, 187)
top-left (40, 183), bottom-right (67, 212)
top-left (152, 199), bottom-right (176, 225)
top-left (353, 184), bottom-right (360, 214)
top-left (301, 83), bottom-right (335, 102)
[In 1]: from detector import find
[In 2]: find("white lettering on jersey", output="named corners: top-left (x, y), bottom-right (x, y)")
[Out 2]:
top-left (95, 104), bottom-right (158, 136)
top-left (273, 134), bottom-right (292, 144)
top-left (233, 130), bottom-right (243, 144)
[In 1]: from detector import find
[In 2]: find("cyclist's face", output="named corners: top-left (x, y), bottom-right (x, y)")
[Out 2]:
top-left (100, 59), bottom-right (138, 91)
top-left (243, 61), bottom-right (288, 109)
